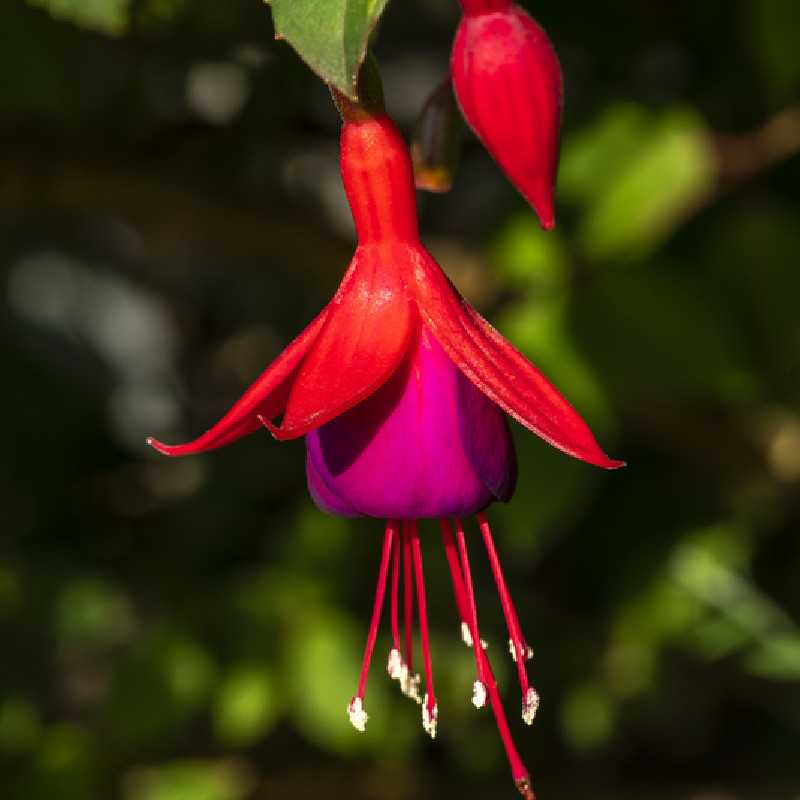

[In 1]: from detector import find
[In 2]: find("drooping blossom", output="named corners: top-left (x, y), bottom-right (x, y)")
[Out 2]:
top-left (452, 0), bottom-right (563, 229)
top-left (149, 97), bottom-right (620, 799)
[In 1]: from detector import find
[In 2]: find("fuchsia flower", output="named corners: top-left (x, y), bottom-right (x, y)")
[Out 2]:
top-left (149, 107), bottom-right (620, 799)
top-left (452, 0), bottom-right (563, 229)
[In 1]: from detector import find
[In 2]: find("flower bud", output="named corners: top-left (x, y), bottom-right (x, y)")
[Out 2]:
top-left (451, 1), bottom-right (563, 229)
top-left (411, 78), bottom-right (462, 193)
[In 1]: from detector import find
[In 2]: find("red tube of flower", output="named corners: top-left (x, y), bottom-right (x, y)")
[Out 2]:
top-left (451, 0), bottom-right (563, 229)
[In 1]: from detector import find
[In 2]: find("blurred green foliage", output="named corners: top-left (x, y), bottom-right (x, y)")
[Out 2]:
top-left (27, 0), bottom-right (129, 35)
top-left (3, 1), bottom-right (800, 799)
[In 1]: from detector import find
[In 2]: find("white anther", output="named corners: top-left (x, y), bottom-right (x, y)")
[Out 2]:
top-left (522, 687), bottom-right (540, 725)
top-left (387, 648), bottom-right (404, 680)
top-left (348, 696), bottom-right (368, 732)
top-left (461, 623), bottom-right (487, 650)
top-left (509, 638), bottom-right (534, 663)
top-left (522, 642), bottom-right (534, 660)
top-left (461, 621), bottom-right (473, 647)
top-left (401, 670), bottom-right (422, 703)
top-left (472, 679), bottom-right (487, 709)
top-left (422, 694), bottom-right (438, 739)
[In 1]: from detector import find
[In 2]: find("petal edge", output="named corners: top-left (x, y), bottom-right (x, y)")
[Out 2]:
top-left (270, 246), bottom-right (416, 440)
top-left (412, 250), bottom-right (623, 469)
top-left (147, 306), bottom-right (329, 456)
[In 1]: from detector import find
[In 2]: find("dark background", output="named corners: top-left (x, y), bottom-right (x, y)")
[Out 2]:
top-left (2, 1), bottom-right (800, 799)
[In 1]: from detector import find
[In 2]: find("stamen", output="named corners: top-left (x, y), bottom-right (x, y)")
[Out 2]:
top-left (477, 512), bottom-right (534, 713)
top-left (410, 521), bottom-right (437, 737)
top-left (455, 518), bottom-right (488, 708)
top-left (402, 668), bottom-right (421, 703)
top-left (347, 696), bottom-right (368, 733)
top-left (440, 520), bottom-right (469, 629)
top-left (462, 621), bottom-right (488, 651)
top-left (402, 523), bottom-right (415, 667)
top-left (390, 532), bottom-right (401, 654)
top-left (522, 686), bottom-right (540, 726)
top-left (401, 522), bottom-right (421, 702)
top-left (461, 620), bottom-right (474, 647)
top-left (348, 519), bottom-right (397, 732)
top-left (472, 679), bottom-right (488, 709)
top-left (508, 638), bottom-right (534, 663)
top-left (387, 647), bottom-right (404, 680)
top-left (387, 534), bottom-right (405, 682)
top-left (422, 693), bottom-right (439, 739)
top-left (440, 517), bottom-right (535, 795)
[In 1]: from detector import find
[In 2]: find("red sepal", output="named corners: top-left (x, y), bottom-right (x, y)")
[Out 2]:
top-left (147, 307), bottom-right (329, 456)
top-left (412, 251), bottom-right (623, 469)
top-left (268, 246), bottom-right (416, 440)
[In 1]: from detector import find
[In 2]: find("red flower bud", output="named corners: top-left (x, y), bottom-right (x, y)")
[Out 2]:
top-left (451, 0), bottom-right (563, 229)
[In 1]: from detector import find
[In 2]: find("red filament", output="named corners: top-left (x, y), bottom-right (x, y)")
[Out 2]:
top-left (354, 519), bottom-right (397, 701)
top-left (455, 518), bottom-right (488, 693)
top-left (439, 518), bottom-right (532, 787)
top-left (478, 511), bottom-right (532, 699)
top-left (353, 515), bottom-right (536, 795)
top-left (439, 519), bottom-right (469, 626)
top-left (390, 531), bottom-right (401, 655)
top-left (402, 522), bottom-right (415, 671)
top-left (410, 522), bottom-right (437, 722)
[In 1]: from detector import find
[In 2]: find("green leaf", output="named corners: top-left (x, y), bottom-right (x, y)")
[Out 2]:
top-left (559, 104), bottom-right (651, 207)
top-left (267, 0), bottom-right (389, 98)
top-left (561, 106), bottom-right (716, 262)
top-left (26, 0), bottom-right (129, 35)
top-left (489, 213), bottom-right (569, 293)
